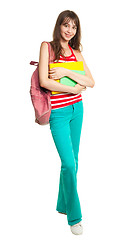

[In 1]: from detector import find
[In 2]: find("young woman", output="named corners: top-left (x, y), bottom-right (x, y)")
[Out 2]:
top-left (39, 10), bottom-right (95, 235)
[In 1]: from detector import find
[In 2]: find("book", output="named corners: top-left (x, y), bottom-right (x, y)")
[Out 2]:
top-left (49, 61), bottom-right (85, 94)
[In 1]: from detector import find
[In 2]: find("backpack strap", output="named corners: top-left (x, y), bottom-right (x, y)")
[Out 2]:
top-left (46, 42), bottom-right (51, 63)
top-left (30, 41), bottom-right (51, 66)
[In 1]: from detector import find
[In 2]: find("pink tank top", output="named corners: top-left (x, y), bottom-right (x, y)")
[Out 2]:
top-left (50, 44), bottom-right (82, 110)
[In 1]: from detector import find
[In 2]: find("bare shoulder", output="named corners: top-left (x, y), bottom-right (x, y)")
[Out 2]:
top-left (39, 41), bottom-right (49, 64)
top-left (39, 42), bottom-right (49, 69)
top-left (40, 41), bottom-right (49, 53)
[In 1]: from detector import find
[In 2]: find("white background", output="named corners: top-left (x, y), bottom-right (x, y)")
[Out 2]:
top-left (0, 0), bottom-right (127, 239)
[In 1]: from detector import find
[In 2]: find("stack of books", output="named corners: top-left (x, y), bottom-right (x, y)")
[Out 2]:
top-left (49, 61), bottom-right (85, 94)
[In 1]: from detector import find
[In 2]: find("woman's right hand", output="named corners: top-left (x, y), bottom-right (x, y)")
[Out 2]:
top-left (72, 84), bottom-right (86, 94)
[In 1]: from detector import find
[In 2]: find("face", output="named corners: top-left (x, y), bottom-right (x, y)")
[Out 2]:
top-left (60, 18), bottom-right (77, 42)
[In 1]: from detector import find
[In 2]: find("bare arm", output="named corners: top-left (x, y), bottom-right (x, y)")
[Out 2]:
top-left (65, 50), bottom-right (95, 88)
top-left (38, 42), bottom-right (85, 94)
top-left (65, 68), bottom-right (94, 87)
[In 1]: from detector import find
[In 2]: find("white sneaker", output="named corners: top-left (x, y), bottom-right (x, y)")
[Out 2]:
top-left (70, 221), bottom-right (83, 235)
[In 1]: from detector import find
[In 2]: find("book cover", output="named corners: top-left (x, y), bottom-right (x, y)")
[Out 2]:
top-left (49, 61), bottom-right (85, 94)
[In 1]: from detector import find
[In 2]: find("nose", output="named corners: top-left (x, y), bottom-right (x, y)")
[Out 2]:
top-left (67, 26), bottom-right (72, 33)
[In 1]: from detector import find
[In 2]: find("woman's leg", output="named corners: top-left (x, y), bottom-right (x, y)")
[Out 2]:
top-left (49, 102), bottom-right (83, 226)
top-left (69, 101), bottom-right (84, 175)
top-left (56, 171), bottom-right (67, 214)
top-left (56, 101), bottom-right (84, 214)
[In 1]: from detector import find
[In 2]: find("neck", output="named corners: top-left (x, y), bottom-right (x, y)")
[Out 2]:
top-left (60, 38), bottom-right (69, 49)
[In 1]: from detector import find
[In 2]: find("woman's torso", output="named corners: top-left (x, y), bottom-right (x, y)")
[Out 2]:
top-left (50, 44), bottom-right (82, 110)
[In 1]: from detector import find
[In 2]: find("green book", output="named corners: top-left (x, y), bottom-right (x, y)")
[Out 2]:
top-left (60, 70), bottom-right (86, 87)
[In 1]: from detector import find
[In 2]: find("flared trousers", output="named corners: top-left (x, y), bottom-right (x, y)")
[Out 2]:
top-left (49, 100), bottom-right (84, 226)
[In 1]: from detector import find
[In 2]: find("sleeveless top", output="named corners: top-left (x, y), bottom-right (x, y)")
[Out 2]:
top-left (50, 44), bottom-right (82, 110)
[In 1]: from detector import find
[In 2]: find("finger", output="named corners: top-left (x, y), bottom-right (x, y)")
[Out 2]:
top-left (49, 72), bottom-right (54, 76)
top-left (49, 70), bottom-right (55, 73)
top-left (49, 68), bottom-right (56, 71)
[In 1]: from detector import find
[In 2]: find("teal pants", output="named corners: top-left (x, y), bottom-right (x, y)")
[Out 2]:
top-left (49, 100), bottom-right (84, 226)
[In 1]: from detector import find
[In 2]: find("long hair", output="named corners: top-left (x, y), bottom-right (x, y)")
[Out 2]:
top-left (49, 10), bottom-right (82, 62)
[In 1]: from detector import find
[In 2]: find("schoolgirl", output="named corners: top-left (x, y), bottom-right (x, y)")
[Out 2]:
top-left (39, 10), bottom-right (95, 235)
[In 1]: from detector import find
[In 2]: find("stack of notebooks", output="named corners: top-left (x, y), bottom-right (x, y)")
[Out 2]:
top-left (49, 61), bottom-right (85, 94)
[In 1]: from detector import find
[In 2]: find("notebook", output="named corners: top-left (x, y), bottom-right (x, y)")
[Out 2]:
top-left (49, 61), bottom-right (85, 94)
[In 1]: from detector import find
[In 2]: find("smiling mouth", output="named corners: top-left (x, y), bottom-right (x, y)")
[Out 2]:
top-left (65, 33), bottom-right (72, 37)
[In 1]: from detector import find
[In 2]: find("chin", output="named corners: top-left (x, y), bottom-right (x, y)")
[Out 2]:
top-left (64, 35), bottom-right (73, 41)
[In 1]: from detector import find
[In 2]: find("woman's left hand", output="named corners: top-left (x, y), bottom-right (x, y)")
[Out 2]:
top-left (48, 67), bottom-right (67, 80)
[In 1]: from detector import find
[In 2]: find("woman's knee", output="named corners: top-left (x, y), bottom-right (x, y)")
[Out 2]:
top-left (62, 162), bottom-right (76, 173)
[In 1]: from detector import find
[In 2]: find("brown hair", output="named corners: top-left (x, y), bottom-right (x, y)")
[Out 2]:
top-left (49, 10), bottom-right (82, 62)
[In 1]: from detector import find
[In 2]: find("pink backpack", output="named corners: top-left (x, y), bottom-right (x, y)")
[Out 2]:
top-left (29, 41), bottom-right (55, 125)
